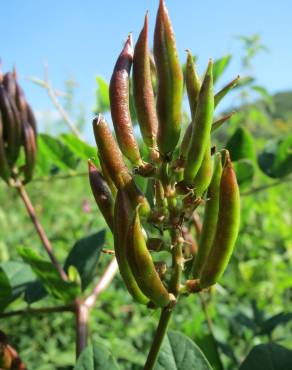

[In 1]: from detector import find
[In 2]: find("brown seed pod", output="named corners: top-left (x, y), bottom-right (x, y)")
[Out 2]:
top-left (22, 120), bottom-right (37, 183)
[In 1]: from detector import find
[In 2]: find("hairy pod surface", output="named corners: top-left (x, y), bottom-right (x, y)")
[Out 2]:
top-left (184, 60), bottom-right (214, 186)
top-left (192, 152), bottom-right (222, 278)
top-left (109, 34), bottom-right (142, 166)
top-left (154, 0), bottom-right (183, 155)
top-left (114, 189), bottom-right (149, 304)
top-left (92, 115), bottom-right (132, 189)
top-left (133, 13), bottom-right (158, 151)
top-left (88, 160), bottom-right (115, 231)
top-left (185, 50), bottom-right (201, 120)
top-left (127, 206), bottom-right (171, 307)
top-left (22, 121), bottom-right (37, 183)
top-left (199, 151), bottom-right (240, 288)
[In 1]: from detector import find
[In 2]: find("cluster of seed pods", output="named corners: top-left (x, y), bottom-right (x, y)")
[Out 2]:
top-left (89, 0), bottom-right (240, 308)
top-left (0, 65), bottom-right (37, 185)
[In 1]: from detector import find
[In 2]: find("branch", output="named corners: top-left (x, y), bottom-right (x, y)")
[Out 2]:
top-left (16, 182), bottom-right (68, 281)
top-left (33, 171), bottom-right (87, 183)
top-left (84, 257), bottom-right (118, 308)
top-left (0, 304), bottom-right (74, 319)
top-left (241, 176), bottom-right (292, 196)
top-left (28, 66), bottom-right (82, 139)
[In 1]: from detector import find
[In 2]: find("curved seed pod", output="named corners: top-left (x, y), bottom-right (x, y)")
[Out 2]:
top-left (192, 152), bottom-right (222, 278)
top-left (214, 75), bottom-right (239, 108)
top-left (127, 206), bottom-right (173, 307)
top-left (212, 112), bottom-right (235, 132)
top-left (185, 50), bottom-right (201, 120)
top-left (154, 0), bottom-right (183, 155)
top-left (109, 34), bottom-right (142, 166)
top-left (114, 189), bottom-right (149, 304)
top-left (3, 72), bottom-right (16, 98)
top-left (191, 140), bottom-right (213, 196)
top-left (88, 160), bottom-right (115, 231)
top-left (133, 13), bottom-right (158, 151)
top-left (92, 115), bottom-right (132, 189)
top-left (15, 81), bottom-right (28, 121)
top-left (0, 112), bottom-right (10, 182)
top-left (179, 123), bottom-right (192, 159)
top-left (184, 60), bottom-right (214, 186)
top-left (0, 84), bottom-right (21, 164)
top-left (22, 120), bottom-right (37, 183)
top-left (199, 151), bottom-right (240, 288)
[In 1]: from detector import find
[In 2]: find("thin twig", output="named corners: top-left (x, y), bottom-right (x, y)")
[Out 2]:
top-left (33, 172), bottom-right (87, 183)
top-left (16, 182), bottom-right (68, 281)
top-left (75, 300), bottom-right (90, 359)
top-left (84, 257), bottom-right (118, 308)
top-left (0, 304), bottom-right (74, 319)
top-left (241, 176), bottom-right (292, 196)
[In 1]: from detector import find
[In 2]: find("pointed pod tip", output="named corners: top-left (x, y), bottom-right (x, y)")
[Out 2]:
top-left (92, 114), bottom-right (104, 127)
top-left (88, 159), bottom-right (97, 172)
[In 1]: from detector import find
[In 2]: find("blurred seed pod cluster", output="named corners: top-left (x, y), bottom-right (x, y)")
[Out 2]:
top-left (0, 64), bottom-right (37, 185)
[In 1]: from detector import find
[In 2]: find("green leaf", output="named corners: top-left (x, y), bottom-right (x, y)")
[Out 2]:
top-left (252, 86), bottom-right (274, 109)
top-left (233, 159), bottom-right (255, 191)
top-left (195, 334), bottom-right (223, 370)
top-left (0, 268), bottom-right (11, 311)
top-left (74, 341), bottom-right (120, 370)
top-left (258, 136), bottom-right (292, 178)
top-left (24, 280), bottom-right (47, 304)
top-left (0, 261), bottom-right (36, 304)
top-left (155, 331), bottom-right (212, 370)
top-left (213, 55), bottom-right (232, 84)
top-left (258, 312), bottom-right (292, 336)
top-left (95, 76), bottom-right (110, 114)
top-left (60, 134), bottom-right (97, 161)
top-left (36, 134), bottom-right (79, 176)
top-left (17, 247), bottom-right (80, 303)
top-left (240, 343), bottom-right (292, 370)
top-left (64, 231), bottom-right (106, 290)
top-left (226, 127), bottom-right (256, 161)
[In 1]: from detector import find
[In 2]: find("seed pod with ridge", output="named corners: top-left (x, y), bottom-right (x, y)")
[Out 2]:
top-left (192, 152), bottom-right (222, 278)
top-left (191, 140), bottom-right (213, 196)
top-left (0, 111), bottom-right (10, 182)
top-left (3, 72), bottom-right (16, 98)
top-left (114, 189), bottom-right (149, 304)
top-left (109, 34), bottom-right (143, 166)
top-left (133, 12), bottom-right (158, 152)
top-left (199, 151), bottom-right (240, 288)
top-left (22, 121), bottom-right (36, 183)
top-left (184, 60), bottom-right (214, 186)
top-left (185, 49), bottom-right (201, 120)
top-left (0, 84), bottom-right (22, 164)
top-left (154, 0), bottom-right (183, 156)
top-left (127, 205), bottom-right (174, 307)
top-left (88, 160), bottom-right (115, 231)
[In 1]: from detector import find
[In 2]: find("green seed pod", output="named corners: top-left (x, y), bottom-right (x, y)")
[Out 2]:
top-left (214, 75), bottom-right (239, 108)
top-left (179, 123), bottom-right (192, 159)
top-left (133, 13), bottom-right (158, 151)
top-left (109, 34), bottom-right (142, 166)
top-left (127, 206), bottom-right (172, 307)
top-left (184, 60), bottom-right (214, 186)
top-left (92, 114), bottom-right (132, 189)
top-left (199, 151), bottom-right (240, 288)
top-left (22, 120), bottom-right (37, 184)
top-left (185, 49), bottom-right (201, 120)
top-left (0, 84), bottom-right (21, 164)
top-left (114, 189), bottom-right (149, 304)
top-left (211, 112), bottom-right (234, 132)
top-left (191, 140), bottom-right (213, 196)
top-left (0, 111), bottom-right (10, 182)
top-left (88, 160), bottom-right (115, 231)
top-left (192, 152), bottom-right (222, 278)
top-left (154, 0), bottom-right (183, 156)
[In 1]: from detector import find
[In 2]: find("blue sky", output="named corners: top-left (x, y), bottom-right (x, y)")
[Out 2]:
top-left (1, 0), bottom-right (291, 134)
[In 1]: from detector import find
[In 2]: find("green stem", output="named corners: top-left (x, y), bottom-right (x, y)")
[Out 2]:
top-left (144, 307), bottom-right (173, 370)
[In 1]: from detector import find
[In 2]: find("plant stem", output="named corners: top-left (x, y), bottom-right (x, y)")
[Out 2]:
top-left (75, 299), bottom-right (90, 359)
top-left (0, 304), bottom-right (74, 319)
top-left (144, 307), bottom-right (173, 370)
top-left (241, 176), bottom-right (292, 196)
top-left (16, 182), bottom-right (68, 281)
